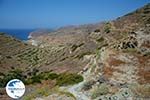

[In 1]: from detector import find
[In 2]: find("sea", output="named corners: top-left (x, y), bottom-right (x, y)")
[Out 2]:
top-left (0, 29), bottom-right (35, 41)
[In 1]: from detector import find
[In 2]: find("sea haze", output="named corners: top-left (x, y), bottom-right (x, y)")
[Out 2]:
top-left (0, 29), bottom-right (35, 40)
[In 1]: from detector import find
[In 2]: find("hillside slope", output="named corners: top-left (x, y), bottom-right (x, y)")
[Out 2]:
top-left (0, 3), bottom-right (150, 100)
top-left (32, 3), bottom-right (150, 100)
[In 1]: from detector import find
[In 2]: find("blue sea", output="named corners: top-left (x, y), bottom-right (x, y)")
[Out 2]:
top-left (0, 29), bottom-right (35, 40)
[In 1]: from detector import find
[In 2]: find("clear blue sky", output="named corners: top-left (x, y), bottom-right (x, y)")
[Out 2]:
top-left (0, 0), bottom-right (149, 29)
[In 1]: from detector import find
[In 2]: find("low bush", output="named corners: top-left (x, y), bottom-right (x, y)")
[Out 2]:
top-left (0, 69), bottom-right (25, 87)
top-left (1, 70), bottom-right (83, 87)
top-left (82, 80), bottom-right (95, 91)
top-left (38, 72), bottom-right (59, 80)
top-left (144, 52), bottom-right (150, 56)
top-left (94, 29), bottom-right (100, 32)
top-left (28, 75), bottom-right (41, 84)
top-left (56, 73), bottom-right (84, 86)
top-left (104, 22), bottom-right (111, 33)
top-left (96, 37), bottom-right (104, 42)
top-left (91, 83), bottom-right (109, 99)
top-left (130, 84), bottom-right (150, 98)
top-left (25, 71), bottom-right (59, 84)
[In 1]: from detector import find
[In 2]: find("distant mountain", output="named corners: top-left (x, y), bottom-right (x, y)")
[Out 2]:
top-left (28, 29), bottom-right (53, 39)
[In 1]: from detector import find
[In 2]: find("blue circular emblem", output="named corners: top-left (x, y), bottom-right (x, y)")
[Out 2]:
top-left (6, 79), bottom-right (25, 99)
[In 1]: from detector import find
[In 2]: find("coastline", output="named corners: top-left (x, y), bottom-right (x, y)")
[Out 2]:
top-left (0, 29), bottom-right (34, 41)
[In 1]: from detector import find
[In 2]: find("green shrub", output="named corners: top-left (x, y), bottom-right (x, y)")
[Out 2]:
top-left (48, 73), bottom-right (59, 80)
top-left (94, 29), bottom-right (100, 32)
top-left (144, 52), bottom-right (150, 56)
top-left (96, 37), bottom-right (104, 42)
top-left (0, 69), bottom-right (25, 87)
top-left (24, 78), bottom-right (33, 85)
top-left (104, 22), bottom-right (111, 33)
top-left (31, 75), bottom-right (41, 83)
top-left (56, 73), bottom-right (83, 86)
top-left (25, 71), bottom-right (59, 85)
top-left (123, 48), bottom-right (137, 53)
top-left (1, 70), bottom-right (83, 87)
top-left (91, 83), bottom-right (109, 99)
top-left (38, 72), bottom-right (59, 80)
top-left (82, 81), bottom-right (95, 91)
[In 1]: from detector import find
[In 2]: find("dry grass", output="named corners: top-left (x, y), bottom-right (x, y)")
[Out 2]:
top-left (138, 69), bottom-right (150, 84)
top-left (108, 57), bottom-right (125, 66)
top-left (103, 66), bottom-right (114, 78)
top-left (130, 84), bottom-right (150, 98)
top-left (137, 55), bottom-right (150, 84)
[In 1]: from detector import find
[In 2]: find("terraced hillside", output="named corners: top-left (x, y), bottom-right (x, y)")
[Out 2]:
top-left (0, 3), bottom-right (150, 100)
top-left (0, 33), bottom-right (32, 73)
top-left (28, 3), bottom-right (150, 100)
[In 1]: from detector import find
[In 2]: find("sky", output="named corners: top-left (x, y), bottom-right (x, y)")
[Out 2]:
top-left (0, 0), bottom-right (149, 29)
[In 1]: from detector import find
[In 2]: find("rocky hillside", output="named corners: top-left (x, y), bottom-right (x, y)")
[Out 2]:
top-left (0, 3), bottom-right (150, 100)
top-left (0, 33), bottom-right (32, 73)
top-left (31, 3), bottom-right (150, 100)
